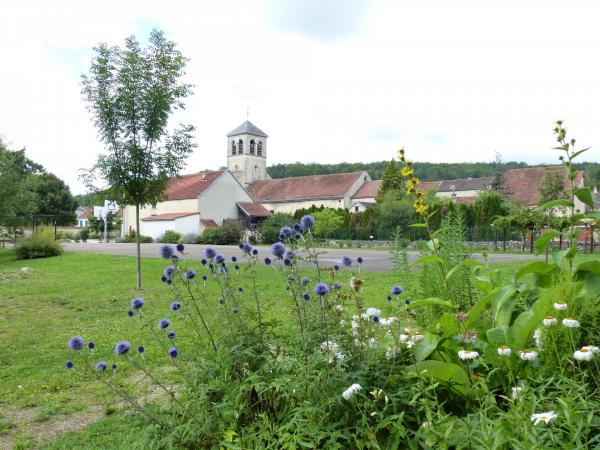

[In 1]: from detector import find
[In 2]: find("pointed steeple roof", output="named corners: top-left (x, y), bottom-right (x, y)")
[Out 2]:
top-left (226, 120), bottom-right (268, 138)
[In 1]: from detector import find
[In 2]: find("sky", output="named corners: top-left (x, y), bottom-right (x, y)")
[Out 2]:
top-left (1, 0), bottom-right (600, 194)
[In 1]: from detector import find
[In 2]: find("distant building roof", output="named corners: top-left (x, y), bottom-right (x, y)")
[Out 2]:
top-left (416, 181), bottom-right (442, 192)
top-left (501, 167), bottom-right (585, 206)
top-left (165, 171), bottom-right (224, 200)
top-left (249, 172), bottom-right (366, 202)
top-left (76, 207), bottom-right (93, 220)
top-left (437, 177), bottom-right (495, 193)
top-left (237, 202), bottom-right (272, 217)
top-left (352, 180), bottom-right (381, 199)
top-left (226, 121), bottom-right (268, 138)
top-left (200, 219), bottom-right (218, 228)
top-left (141, 212), bottom-right (200, 221)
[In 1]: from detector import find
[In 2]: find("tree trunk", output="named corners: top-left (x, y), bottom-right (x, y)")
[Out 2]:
top-left (136, 203), bottom-right (142, 290)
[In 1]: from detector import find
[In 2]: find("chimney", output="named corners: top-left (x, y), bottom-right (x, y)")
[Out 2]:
top-left (201, 173), bottom-right (206, 181)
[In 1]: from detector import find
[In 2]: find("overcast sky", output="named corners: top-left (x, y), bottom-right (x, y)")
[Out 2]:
top-left (1, 0), bottom-right (599, 194)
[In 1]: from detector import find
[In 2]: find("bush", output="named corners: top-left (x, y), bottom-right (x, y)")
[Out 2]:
top-left (15, 231), bottom-right (63, 259)
top-left (258, 213), bottom-right (294, 243)
top-left (157, 230), bottom-right (185, 244)
top-left (79, 227), bottom-right (89, 242)
top-left (198, 222), bottom-right (241, 245)
top-left (183, 232), bottom-right (199, 244)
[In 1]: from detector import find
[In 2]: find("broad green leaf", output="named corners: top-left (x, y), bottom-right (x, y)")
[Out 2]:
top-left (410, 255), bottom-right (444, 267)
top-left (509, 297), bottom-right (552, 350)
top-left (534, 230), bottom-right (560, 255)
top-left (405, 360), bottom-right (469, 395)
top-left (571, 147), bottom-right (591, 160)
top-left (537, 199), bottom-right (573, 211)
top-left (445, 259), bottom-right (482, 281)
top-left (409, 223), bottom-right (428, 228)
top-left (466, 289), bottom-right (498, 329)
top-left (486, 325), bottom-right (511, 347)
top-left (574, 187), bottom-right (594, 208)
top-left (516, 261), bottom-right (557, 280)
top-left (493, 285), bottom-right (518, 326)
top-left (574, 261), bottom-right (600, 297)
top-left (410, 297), bottom-right (456, 309)
top-left (432, 313), bottom-right (459, 336)
top-left (473, 275), bottom-right (493, 294)
top-left (414, 332), bottom-right (440, 362)
top-left (585, 211), bottom-right (600, 222)
top-left (426, 238), bottom-right (440, 253)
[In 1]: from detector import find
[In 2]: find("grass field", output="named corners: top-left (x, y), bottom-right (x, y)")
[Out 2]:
top-left (0, 248), bottom-right (597, 448)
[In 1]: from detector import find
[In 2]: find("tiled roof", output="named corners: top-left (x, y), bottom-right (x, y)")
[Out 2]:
top-left (165, 171), bottom-right (224, 200)
top-left (226, 121), bottom-right (268, 138)
top-left (352, 180), bottom-right (381, 199)
top-left (200, 219), bottom-right (218, 227)
top-left (237, 202), bottom-right (272, 217)
top-left (249, 172), bottom-right (366, 202)
top-left (141, 212), bottom-right (200, 221)
top-left (437, 177), bottom-right (495, 193)
top-left (416, 181), bottom-right (442, 192)
top-left (76, 207), bottom-right (93, 219)
top-left (501, 167), bottom-right (585, 206)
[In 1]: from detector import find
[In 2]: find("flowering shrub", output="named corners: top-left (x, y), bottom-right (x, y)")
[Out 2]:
top-left (63, 131), bottom-right (600, 447)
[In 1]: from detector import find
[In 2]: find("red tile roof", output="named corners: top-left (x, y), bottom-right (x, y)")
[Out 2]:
top-left (249, 172), bottom-right (366, 202)
top-left (416, 181), bottom-right (442, 192)
top-left (165, 171), bottom-right (224, 200)
top-left (352, 180), bottom-right (381, 199)
top-left (200, 219), bottom-right (218, 227)
top-left (502, 167), bottom-right (585, 206)
top-left (76, 207), bottom-right (93, 219)
top-left (237, 202), bottom-right (272, 217)
top-left (141, 212), bottom-right (200, 221)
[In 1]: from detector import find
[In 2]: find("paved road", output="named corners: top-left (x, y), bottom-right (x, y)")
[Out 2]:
top-left (63, 242), bottom-right (540, 272)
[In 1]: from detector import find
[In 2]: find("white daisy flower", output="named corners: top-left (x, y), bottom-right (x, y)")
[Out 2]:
top-left (321, 340), bottom-right (339, 353)
top-left (398, 334), bottom-right (409, 343)
top-left (420, 421), bottom-right (432, 429)
top-left (519, 349), bottom-right (537, 361)
top-left (379, 317), bottom-right (397, 326)
top-left (582, 345), bottom-right (600, 353)
top-left (543, 316), bottom-right (557, 327)
top-left (498, 345), bottom-right (512, 356)
top-left (335, 305), bottom-right (345, 312)
top-left (412, 334), bottom-right (425, 343)
top-left (574, 348), bottom-right (594, 361)
top-left (340, 319), bottom-right (347, 326)
top-left (562, 318), bottom-right (580, 328)
top-left (368, 337), bottom-right (377, 349)
top-left (458, 349), bottom-right (479, 360)
top-left (511, 386), bottom-right (523, 400)
top-left (385, 346), bottom-right (398, 360)
top-left (531, 411), bottom-right (558, 426)
top-left (553, 302), bottom-right (567, 311)
top-left (364, 307), bottom-right (381, 318)
top-left (342, 383), bottom-right (362, 400)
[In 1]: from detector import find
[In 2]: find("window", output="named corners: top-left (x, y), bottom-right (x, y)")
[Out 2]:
top-left (231, 140), bottom-right (236, 155)
top-left (238, 139), bottom-right (244, 153)
top-left (355, 206), bottom-right (359, 212)
top-left (249, 139), bottom-right (255, 155)
top-left (257, 141), bottom-right (263, 156)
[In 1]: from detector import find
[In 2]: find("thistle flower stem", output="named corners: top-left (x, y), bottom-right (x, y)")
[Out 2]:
top-left (178, 273), bottom-right (217, 351)
top-left (249, 265), bottom-right (265, 345)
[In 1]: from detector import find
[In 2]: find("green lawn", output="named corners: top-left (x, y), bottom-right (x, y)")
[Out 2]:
top-left (0, 248), bottom-right (596, 448)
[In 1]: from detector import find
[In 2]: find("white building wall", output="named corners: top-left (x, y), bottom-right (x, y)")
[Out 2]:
top-left (140, 214), bottom-right (201, 240)
top-left (436, 189), bottom-right (481, 198)
top-left (260, 198), bottom-right (346, 214)
top-left (197, 172), bottom-right (254, 224)
top-left (122, 199), bottom-right (198, 236)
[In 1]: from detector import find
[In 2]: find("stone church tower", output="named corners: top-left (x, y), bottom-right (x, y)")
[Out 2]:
top-left (227, 120), bottom-right (269, 187)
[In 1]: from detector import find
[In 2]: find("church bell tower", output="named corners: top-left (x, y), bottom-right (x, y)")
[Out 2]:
top-left (226, 120), bottom-right (268, 187)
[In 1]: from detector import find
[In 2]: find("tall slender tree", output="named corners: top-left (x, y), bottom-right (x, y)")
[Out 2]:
top-left (81, 30), bottom-right (195, 289)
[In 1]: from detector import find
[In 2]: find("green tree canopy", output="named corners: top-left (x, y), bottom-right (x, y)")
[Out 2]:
top-left (538, 168), bottom-right (565, 204)
top-left (473, 190), bottom-right (505, 226)
top-left (81, 29), bottom-right (195, 289)
top-left (377, 159), bottom-right (404, 201)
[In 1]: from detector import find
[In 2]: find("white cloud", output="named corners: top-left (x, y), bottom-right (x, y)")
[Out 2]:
top-left (1, 0), bottom-right (599, 194)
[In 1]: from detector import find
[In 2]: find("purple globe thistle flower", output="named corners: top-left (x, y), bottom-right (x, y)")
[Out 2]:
top-left (127, 310), bottom-right (134, 317)
top-left (279, 226), bottom-right (294, 239)
top-left (166, 279), bottom-right (173, 286)
top-left (160, 275), bottom-right (168, 283)
top-left (68, 336), bottom-right (85, 351)
top-left (114, 340), bottom-right (131, 356)
top-left (391, 285), bottom-right (403, 296)
top-left (167, 331), bottom-right (176, 339)
top-left (217, 265), bottom-right (229, 274)
top-left (137, 345), bottom-right (145, 353)
top-left (130, 297), bottom-right (144, 310)
top-left (300, 276), bottom-right (310, 286)
top-left (288, 275), bottom-right (296, 281)
top-left (238, 243), bottom-right (245, 250)
top-left (204, 247), bottom-right (217, 259)
top-left (234, 264), bottom-right (239, 270)
top-left (231, 307), bottom-right (238, 314)
top-left (202, 275), bottom-right (208, 281)
top-left (300, 215), bottom-right (315, 229)
top-left (88, 341), bottom-right (95, 350)
top-left (271, 242), bottom-right (286, 258)
top-left (386, 295), bottom-right (392, 301)
top-left (303, 293), bottom-right (311, 302)
top-left (208, 263), bottom-right (214, 270)
top-left (293, 223), bottom-right (303, 232)
top-left (158, 318), bottom-right (170, 329)
top-left (264, 257), bottom-right (272, 265)
top-left (112, 364), bottom-right (117, 370)
top-left (176, 243), bottom-right (185, 253)
top-left (200, 259), bottom-right (207, 265)
top-left (160, 245), bottom-right (174, 259)
top-left (168, 347), bottom-right (178, 359)
top-left (238, 287), bottom-right (244, 293)
top-left (231, 256), bottom-right (237, 262)
top-left (285, 249), bottom-right (296, 260)
top-left (372, 315), bottom-right (380, 324)
top-left (332, 282), bottom-right (342, 290)
top-left (284, 258), bottom-right (292, 266)
top-left (171, 255), bottom-right (179, 262)
top-left (294, 234), bottom-right (301, 240)
top-left (333, 265), bottom-right (340, 272)
top-left (313, 283), bottom-right (330, 296)
top-left (214, 253), bottom-right (226, 264)
top-left (342, 257), bottom-right (353, 267)
top-left (242, 243), bottom-right (252, 254)
top-left (184, 269), bottom-right (197, 280)
top-left (405, 299), bottom-right (411, 305)
top-left (164, 266), bottom-right (176, 278)
top-left (357, 257), bottom-right (364, 264)
top-left (169, 301), bottom-right (181, 311)
top-left (219, 298), bottom-right (225, 305)
top-left (252, 249), bottom-right (258, 256)
top-left (95, 360), bottom-right (108, 371)
top-left (66, 360), bottom-right (74, 369)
